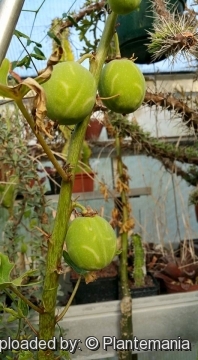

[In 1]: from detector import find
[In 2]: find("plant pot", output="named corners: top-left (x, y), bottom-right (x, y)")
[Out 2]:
top-left (116, 0), bottom-right (187, 64)
top-left (154, 272), bottom-right (198, 294)
top-left (72, 172), bottom-right (95, 193)
top-left (129, 273), bottom-right (159, 298)
top-left (70, 262), bottom-right (119, 304)
top-left (85, 118), bottom-right (103, 141)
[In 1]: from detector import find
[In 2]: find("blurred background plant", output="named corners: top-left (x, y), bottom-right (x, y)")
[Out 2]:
top-left (0, 104), bottom-right (57, 309)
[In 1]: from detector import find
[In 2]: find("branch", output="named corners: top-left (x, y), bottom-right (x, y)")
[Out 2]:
top-left (102, 115), bottom-right (198, 167)
top-left (59, 1), bottom-right (105, 32)
top-left (129, 129), bottom-right (198, 166)
top-left (9, 285), bottom-right (43, 314)
top-left (96, 90), bottom-right (198, 132)
top-left (144, 90), bottom-right (198, 131)
top-left (160, 157), bottom-right (193, 183)
top-left (159, 156), bottom-right (198, 186)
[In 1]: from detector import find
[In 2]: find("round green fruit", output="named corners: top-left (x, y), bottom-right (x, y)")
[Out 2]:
top-left (98, 59), bottom-right (146, 114)
top-left (65, 215), bottom-right (117, 271)
top-left (42, 61), bottom-right (97, 125)
top-left (108, 0), bottom-right (141, 14)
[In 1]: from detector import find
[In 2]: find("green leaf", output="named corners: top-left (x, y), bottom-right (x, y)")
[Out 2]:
top-left (0, 253), bottom-right (14, 289)
top-left (29, 219), bottom-right (37, 229)
top-left (47, 31), bottom-right (61, 46)
top-left (33, 46), bottom-right (45, 58)
top-left (16, 55), bottom-right (31, 69)
top-left (59, 349), bottom-right (71, 360)
top-left (4, 307), bottom-right (20, 318)
top-left (0, 58), bottom-right (9, 85)
top-left (12, 269), bottom-right (41, 287)
top-left (24, 209), bottom-right (31, 218)
top-left (14, 30), bottom-right (30, 40)
top-left (0, 253), bottom-right (40, 289)
top-left (27, 39), bottom-right (42, 48)
top-left (31, 53), bottom-right (46, 61)
top-left (18, 350), bottom-right (36, 360)
top-left (67, 15), bottom-right (79, 28)
top-left (11, 60), bottom-right (18, 70)
top-left (63, 251), bottom-right (87, 275)
top-left (18, 298), bottom-right (29, 318)
top-left (7, 315), bottom-right (19, 322)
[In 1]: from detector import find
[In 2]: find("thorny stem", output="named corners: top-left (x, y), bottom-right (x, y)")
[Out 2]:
top-left (15, 99), bottom-right (68, 181)
top-left (95, 90), bottom-right (198, 132)
top-left (115, 134), bottom-right (133, 360)
top-left (37, 11), bottom-right (117, 360)
top-left (55, 275), bottom-right (82, 323)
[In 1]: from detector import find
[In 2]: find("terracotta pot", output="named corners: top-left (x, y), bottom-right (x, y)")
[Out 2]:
top-left (72, 172), bottom-right (95, 193)
top-left (85, 119), bottom-right (103, 141)
top-left (154, 272), bottom-right (198, 294)
top-left (165, 281), bottom-right (198, 294)
top-left (44, 167), bottom-right (95, 194)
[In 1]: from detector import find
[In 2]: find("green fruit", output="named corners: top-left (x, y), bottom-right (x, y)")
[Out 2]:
top-left (42, 61), bottom-right (97, 125)
top-left (65, 215), bottom-right (117, 271)
top-left (98, 59), bottom-right (146, 114)
top-left (108, 0), bottom-right (141, 14)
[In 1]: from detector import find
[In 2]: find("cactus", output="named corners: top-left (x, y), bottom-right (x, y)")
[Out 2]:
top-left (50, 18), bottom-right (74, 62)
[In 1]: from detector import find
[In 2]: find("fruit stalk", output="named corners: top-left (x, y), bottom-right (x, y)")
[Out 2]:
top-left (37, 11), bottom-right (117, 360)
top-left (55, 275), bottom-right (82, 323)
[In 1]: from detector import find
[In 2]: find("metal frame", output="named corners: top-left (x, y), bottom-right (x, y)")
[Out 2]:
top-left (0, 0), bottom-right (25, 65)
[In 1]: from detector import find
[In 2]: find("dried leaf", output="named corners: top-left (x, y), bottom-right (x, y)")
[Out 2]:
top-left (110, 208), bottom-right (120, 228)
top-left (99, 182), bottom-right (109, 201)
top-left (46, 46), bottom-right (63, 67)
top-left (112, 208), bottom-right (119, 220)
top-left (19, 77), bottom-right (54, 139)
top-left (116, 178), bottom-right (129, 193)
top-left (120, 218), bottom-right (135, 234)
top-left (84, 271), bottom-right (97, 284)
top-left (148, 255), bottom-right (158, 270)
